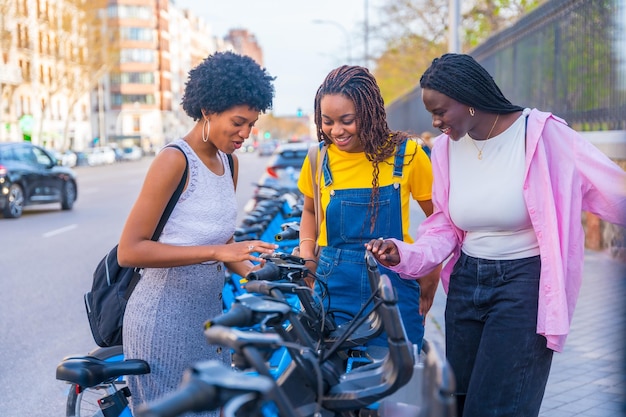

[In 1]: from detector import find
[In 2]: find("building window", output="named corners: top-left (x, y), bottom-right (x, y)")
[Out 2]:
top-left (111, 72), bottom-right (155, 85)
top-left (108, 4), bottom-right (152, 20)
top-left (120, 27), bottom-right (154, 42)
top-left (120, 49), bottom-right (155, 64)
top-left (111, 94), bottom-right (156, 106)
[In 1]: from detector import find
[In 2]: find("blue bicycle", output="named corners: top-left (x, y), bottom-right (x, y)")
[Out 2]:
top-left (56, 252), bottom-right (313, 417)
top-left (134, 251), bottom-right (457, 416)
top-left (57, 252), bottom-right (456, 416)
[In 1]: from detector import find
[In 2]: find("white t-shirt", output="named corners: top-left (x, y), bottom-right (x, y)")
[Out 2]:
top-left (448, 111), bottom-right (540, 260)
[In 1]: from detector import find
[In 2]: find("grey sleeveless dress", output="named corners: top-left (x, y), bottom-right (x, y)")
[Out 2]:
top-left (123, 139), bottom-right (236, 416)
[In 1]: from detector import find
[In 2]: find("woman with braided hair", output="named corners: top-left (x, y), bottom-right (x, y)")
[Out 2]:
top-left (297, 65), bottom-right (440, 349)
top-left (367, 53), bottom-right (626, 416)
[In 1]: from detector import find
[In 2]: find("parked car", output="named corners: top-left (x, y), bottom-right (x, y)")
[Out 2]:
top-left (0, 142), bottom-right (78, 218)
top-left (61, 150), bottom-right (78, 167)
top-left (240, 138), bottom-right (256, 153)
top-left (85, 146), bottom-right (117, 166)
top-left (121, 146), bottom-right (143, 161)
top-left (260, 141), bottom-right (310, 189)
top-left (47, 149), bottom-right (78, 168)
top-left (74, 151), bottom-right (90, 167)
top-left (257, 140), bottom-right (278, 157)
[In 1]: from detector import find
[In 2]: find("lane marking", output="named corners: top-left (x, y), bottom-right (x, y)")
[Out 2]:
top-left (43, 224), bottom-right (78, 238)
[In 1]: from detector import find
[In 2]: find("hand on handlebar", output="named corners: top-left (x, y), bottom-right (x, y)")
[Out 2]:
top-left (224, 240), bottom-right (279, 263)
top-left (364, 238), bottom-right (400, 267)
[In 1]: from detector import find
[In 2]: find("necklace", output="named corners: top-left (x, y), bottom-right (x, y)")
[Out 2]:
top-left (470, 114), bottom-right (500, 160)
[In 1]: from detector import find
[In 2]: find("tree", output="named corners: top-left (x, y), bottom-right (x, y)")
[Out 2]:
top-left (58, 0), bottom-right (119, 150)
top-left (463, 0), bottom-right (542, 47)
top-left (0, 0), bottom-right (25, 141)
top-left (33, 0), bottom-right (118, 149)
top-left (374, 35), bottom-right (445, 103)
top-left (257, 113), bottom-right (312, 142)
top-left (372, 0), bottom-right (542, 105)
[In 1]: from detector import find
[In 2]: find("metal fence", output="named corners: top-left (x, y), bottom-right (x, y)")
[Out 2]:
top-left (386, 0), bottom-right (626, 134)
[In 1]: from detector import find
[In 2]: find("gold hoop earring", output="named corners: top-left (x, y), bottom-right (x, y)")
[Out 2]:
top-left (469, 107), bottom-right (475, 117)
top-left (202, 118), bottom-right (209, 143)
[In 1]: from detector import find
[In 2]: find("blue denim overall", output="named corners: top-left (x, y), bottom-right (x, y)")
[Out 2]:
top-left (315, 141), bottom-right (424, 348)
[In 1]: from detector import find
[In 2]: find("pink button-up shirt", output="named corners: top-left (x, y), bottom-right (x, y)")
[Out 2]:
top-left (388, 109), bottom-right (626, 352)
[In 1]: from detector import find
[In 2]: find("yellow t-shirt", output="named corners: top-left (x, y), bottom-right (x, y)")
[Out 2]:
top-left (297, 139), bottom-right (433, 246)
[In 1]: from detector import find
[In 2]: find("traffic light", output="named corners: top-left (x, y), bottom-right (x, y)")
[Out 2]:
top-left (297, 108), bottom-right (303, 117)
top-left (264, 131), bottom-right (271, 139)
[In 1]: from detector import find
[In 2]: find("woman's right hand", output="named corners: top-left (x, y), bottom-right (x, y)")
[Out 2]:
top-left (221, 240), bottom-right (278, 263)
top-left (365, 238), bottom-right (401, 267)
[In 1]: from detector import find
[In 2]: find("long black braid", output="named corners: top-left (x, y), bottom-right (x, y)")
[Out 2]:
top-left (314, 65), bottom-right (416, 232)
top-left (420, 53), bottom-right (524, 113)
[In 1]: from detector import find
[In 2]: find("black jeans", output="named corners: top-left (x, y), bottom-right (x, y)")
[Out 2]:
top-left (445, 253), bottom-right (553, 417)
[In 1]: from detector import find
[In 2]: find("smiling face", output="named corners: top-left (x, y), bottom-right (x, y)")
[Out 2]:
top-left (320, 94), bottom-right (363, 153)
top-left (206, 105), bottom-right (260, 153)
top-left (421, 88), bottom-right (473, 141)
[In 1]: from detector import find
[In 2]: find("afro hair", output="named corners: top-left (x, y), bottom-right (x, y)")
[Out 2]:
top-left (181, 51), bottom-right (276, 121)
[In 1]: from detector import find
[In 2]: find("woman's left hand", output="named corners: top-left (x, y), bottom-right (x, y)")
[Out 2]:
top-left (418, 266), bottom-right (441, 320)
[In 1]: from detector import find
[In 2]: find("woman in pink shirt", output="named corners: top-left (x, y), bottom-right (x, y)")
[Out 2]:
top-left (367, 53), bottom-right (626, 417)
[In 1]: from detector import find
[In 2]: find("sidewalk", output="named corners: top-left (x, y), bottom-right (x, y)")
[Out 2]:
top-left (423, 249), bottom-right (626, 416)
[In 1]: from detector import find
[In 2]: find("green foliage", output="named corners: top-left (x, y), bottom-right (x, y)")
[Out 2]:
top-left (375, 35), bottom-right (446, 105)
top-left (373, 0), bottom-right (543, 104)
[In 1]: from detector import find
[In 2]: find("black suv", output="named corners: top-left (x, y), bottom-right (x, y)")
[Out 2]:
top-left (0, 142), bottom-right (78, 218)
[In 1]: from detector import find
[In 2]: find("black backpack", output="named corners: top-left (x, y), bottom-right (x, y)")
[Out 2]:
top-left (84, 149), bottom-right (233, 347)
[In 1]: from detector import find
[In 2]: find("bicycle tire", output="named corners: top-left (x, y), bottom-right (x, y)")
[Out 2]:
top-left (65, 345), bottom-right (126, 417)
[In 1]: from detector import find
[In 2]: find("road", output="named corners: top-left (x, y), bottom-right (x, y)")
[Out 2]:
top-left (0, 151), bottom-right (269, 417)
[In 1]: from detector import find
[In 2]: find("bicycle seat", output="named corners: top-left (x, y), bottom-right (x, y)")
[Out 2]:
top-left (56, 355), bottom-right (150, 387)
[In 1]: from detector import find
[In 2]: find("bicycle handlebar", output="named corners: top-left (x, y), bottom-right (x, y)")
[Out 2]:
top-left (204, 293), bottom-right (291, 329)
top-left (274, 222), bottom-right (300, 241)
top-left (205, 325), bottom-right (284, 352)
top-left (246, 252), bottom-right (308, 282)
top-left (244, 280), bottom-right (302, 296)
top-left (134, 360), bottom-right (274, 417)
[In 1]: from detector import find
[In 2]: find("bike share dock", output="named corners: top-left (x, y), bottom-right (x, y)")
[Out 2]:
top-left (424, 249), bottom-right (626, 417)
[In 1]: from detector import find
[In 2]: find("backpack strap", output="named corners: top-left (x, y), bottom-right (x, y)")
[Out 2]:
top-left (227, 153), bottom-right (234, 179)
top-left (152, 144), bottom-right (189, 240)
top-left (308, 142), bottom-right (328, 256)
top-left (125, 144), bottom-right (188, 296)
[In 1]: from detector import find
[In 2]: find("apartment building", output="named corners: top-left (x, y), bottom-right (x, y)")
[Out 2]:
top-left (0, 0), bottom-right (264, 152)
top-left (0, 0), bottom-right (93, 148)
top-left (92, 0), bottom-right (213, 152)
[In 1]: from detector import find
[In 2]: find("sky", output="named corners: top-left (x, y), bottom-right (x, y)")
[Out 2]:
top-left (173, 0), bottom-right (382, 117)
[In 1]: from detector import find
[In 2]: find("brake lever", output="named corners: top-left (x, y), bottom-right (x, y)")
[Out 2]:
top-left (259, 252), bottom-right (306, 266)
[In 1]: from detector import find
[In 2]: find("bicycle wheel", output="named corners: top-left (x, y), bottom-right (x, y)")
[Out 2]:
top-left (65, 345), bottom-right (127, 417)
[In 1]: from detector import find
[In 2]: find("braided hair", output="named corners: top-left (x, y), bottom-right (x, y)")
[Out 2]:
top-left (314, 65), bottom-right (415, 232)
top-left (420, 53), bottom-right (524, 113)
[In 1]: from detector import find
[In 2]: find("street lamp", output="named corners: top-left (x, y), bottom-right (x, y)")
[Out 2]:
top-left (312, 19), bottom-right (352, 64)
top-left (448, 0), bottom-right (460, 53)
top-left (364, 0), bottom-right (369, 67)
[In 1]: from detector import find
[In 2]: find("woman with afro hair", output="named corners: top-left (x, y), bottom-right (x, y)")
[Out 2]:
top-left (117, 51), bottom-right (278, 415)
